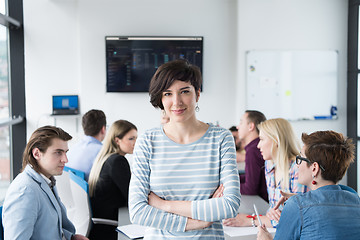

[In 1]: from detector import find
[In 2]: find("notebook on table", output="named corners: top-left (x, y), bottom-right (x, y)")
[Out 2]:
top-left (116, 224), bottom-right (146, 239)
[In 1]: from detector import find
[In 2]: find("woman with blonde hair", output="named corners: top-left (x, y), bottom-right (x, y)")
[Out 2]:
top-left (224, 118), bottom-right (307, 228)
top-left (88, 120), bottom-right (137, 240)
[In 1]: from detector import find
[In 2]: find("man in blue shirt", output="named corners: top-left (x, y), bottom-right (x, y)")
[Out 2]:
top-left (67, 109), bottom-right (106, 180)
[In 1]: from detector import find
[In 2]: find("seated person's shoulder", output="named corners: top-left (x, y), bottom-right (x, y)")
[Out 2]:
top-left (9, 171), bottom-right (37, 188)
top-left (4, 173), bottom-right (39, 208)
top-left (104, 154), bottom-right (129, 169)
top-left (282, 194), bottom-right (302, 212)
top-left (107, 154), bottom-right (124, 163)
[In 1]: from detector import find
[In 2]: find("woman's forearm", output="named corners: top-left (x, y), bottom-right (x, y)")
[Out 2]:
top-left (185, 218), bottom-right (212, 231)
top-left (148, 185), bottom-right (225, 219)
top-left (165, 200), bottom-right (192, 218)
top-left (223, 214), bottom-right (273, 228)
top-left (149, 193), bottom-right (192, 218)
top-left (257, 216), bottom-right (273, 228)
top-left (149, 198), bottom-right (215, 231)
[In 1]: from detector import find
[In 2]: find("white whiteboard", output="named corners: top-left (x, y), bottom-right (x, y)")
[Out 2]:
top-left (246, 50), bottom-right (338, 121)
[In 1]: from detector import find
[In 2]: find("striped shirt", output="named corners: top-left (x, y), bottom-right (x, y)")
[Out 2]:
top-left (129, 124), bottom-right (241, 239)
top-left (265, 160), bottom-right (308, 227)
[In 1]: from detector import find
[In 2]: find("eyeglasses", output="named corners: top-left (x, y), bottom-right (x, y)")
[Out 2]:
top-left (296, 155), bottom-right (326, 172)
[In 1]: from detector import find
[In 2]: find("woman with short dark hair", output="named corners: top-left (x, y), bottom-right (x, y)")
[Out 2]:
top-left (257, 130), bottom-right (360, 240)
top-left (129, 59), bottom-right (241, 239)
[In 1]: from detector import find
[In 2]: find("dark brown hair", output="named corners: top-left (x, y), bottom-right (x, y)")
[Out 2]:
top-left (301, 130), bottom-right (354, 183)
top-left (229, 126), bottom-right (237, 132)
top-left (245, 110), bottom-right (266, 134)
top-left (22, 126), bottom-right (72, 173)
top-left (149, 59), bottom-right (202, 109)
top-left (82, 109), bottom-right (106, 136)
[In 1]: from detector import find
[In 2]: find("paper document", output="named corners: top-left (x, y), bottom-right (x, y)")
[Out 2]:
top-left (223, 225), bottom-right (276, 237)
top-left (116, 224), bottom-right (146, 239)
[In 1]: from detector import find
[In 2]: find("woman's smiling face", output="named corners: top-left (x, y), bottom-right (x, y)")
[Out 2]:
top-left (161, 80), bottom-right (199, 123)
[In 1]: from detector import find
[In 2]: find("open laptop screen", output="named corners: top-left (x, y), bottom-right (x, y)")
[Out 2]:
top-left (52, 95), bottom-right (79, 115)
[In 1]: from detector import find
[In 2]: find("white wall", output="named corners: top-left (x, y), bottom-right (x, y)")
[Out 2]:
top-left (236, 0), bottom-right (348, 138)
top-left (236, 0), bottom-right (348, 186)
top-left (23, 0), bottom-right (80, 137)
top-left (24, 0), bottom-right (238, 141)
top-left (23, 0), bottom-right (348, 144)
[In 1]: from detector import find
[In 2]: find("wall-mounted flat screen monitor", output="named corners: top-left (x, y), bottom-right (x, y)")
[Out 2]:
top-left (105, 36), bottom-right (203, 92)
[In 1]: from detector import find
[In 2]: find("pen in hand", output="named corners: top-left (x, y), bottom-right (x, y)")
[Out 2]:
top-left (253, 204), bottom-right (262, 226)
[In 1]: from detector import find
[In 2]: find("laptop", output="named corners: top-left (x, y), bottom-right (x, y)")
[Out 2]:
top-left (52, 95), bottom-right (79, 115)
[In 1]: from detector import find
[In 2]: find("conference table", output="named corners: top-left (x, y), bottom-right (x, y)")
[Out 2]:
top-left (224, 195), bottom-right (273, 240)
top-left (117, 195), bottom-right (271, 240)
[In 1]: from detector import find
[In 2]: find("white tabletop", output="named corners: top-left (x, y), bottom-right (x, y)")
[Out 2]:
top-left (224, 195), bottom-right (271, 240)
top-left (117, 195), bottom-right (270, 240)
top-left (238, 194), bottom-right (269, 215)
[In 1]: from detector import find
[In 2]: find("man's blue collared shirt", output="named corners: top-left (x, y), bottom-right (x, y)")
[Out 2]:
top-left (66, 135), bottom-right (102, 180)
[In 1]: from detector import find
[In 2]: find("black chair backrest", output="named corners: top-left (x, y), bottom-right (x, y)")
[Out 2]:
top-left (0, 206), bottom-right (3, 240)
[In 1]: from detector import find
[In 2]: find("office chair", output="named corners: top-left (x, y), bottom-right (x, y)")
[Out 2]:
top-left (55, 170), bottom-right (76, 220)
top-left (68, 171), bottom-right (118, 237)
top-left (0, 206), bottom-right (3, 240)
top-left (64, 166), bottom-right (85, 180)
top-left (55, 166), bottom-right (86, 220)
